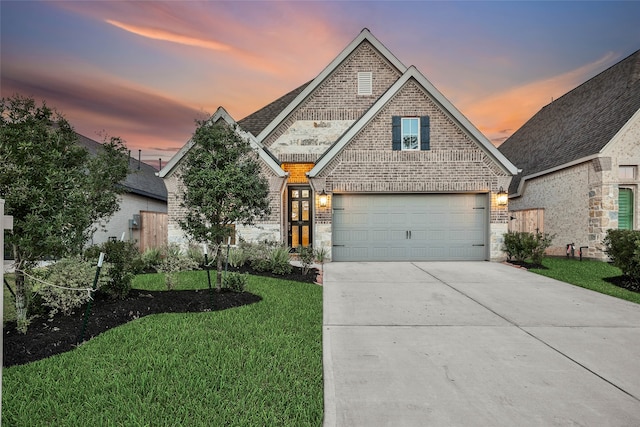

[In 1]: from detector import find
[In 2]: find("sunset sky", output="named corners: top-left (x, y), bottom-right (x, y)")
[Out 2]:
top-left (2, 1), bottom-right (640, 167)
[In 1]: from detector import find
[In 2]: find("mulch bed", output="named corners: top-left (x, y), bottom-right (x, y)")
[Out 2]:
top-left (3, 266), bottom-right (318, 368)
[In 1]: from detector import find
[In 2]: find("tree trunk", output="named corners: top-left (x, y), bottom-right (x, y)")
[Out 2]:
top-left (216, 242), bottom-right (223, 292)
top-left (13, 248), bottom-right (29, 333)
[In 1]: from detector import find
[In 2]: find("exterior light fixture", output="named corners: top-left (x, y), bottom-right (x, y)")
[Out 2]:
top-left (496, 186), bottom-right (508, 206)
top-left (319, 190), bottom-right (328, 207)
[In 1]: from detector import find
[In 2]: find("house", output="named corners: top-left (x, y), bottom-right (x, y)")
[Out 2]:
top-left (159, 29), bottom-right (518, 262)
top-left (78, 134), bottom-right (168, 251)
top-left (498, 49), bottom-right (640, 260)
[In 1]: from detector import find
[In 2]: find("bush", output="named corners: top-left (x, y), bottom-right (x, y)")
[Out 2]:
top-left (243, 240), bottom-right (292, 275)
top-left (223, 272), bottom-right (248, 292)
top-left (141, 247), bottom-right (163, 272)
top-left (299, 246), bottom-right (314, 275)
top-left (503, 231), bottom-right (554, 264)
top-left (269, 245), bottom-right (292, 275)
top-left (32, 257), bottom-right (110, 318)
top-left (228, 247), bottom-right (248, 268)
top-left (85, 241), bottom-right (142, 299)
top-left (604, 229), bottom-right (640, 280)
top-left (186, 243), bottom-right (206, 268)
top-left (158, 243), bottom-right (199, 289)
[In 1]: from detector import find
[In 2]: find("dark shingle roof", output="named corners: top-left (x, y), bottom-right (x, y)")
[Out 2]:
top-left (77, 133), bottom-right (167, 202)
top-left (499, 49), bottom-right (640, 194)
top-left (238, 81), bottom-right (311, 137)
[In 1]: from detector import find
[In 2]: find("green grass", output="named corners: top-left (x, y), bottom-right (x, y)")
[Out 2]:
top-left (530, 257), bottom-right (640, 304)
top-left (2, 271), bottom-right (324, 426)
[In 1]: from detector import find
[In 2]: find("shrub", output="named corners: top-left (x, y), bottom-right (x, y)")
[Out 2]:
top-left (141, 247), bottom-right (163, 272)
top-left (228, 247), bottom-right (248, 268)
top-left (604, 229), bottom-right (640, 281)
top-left (85, 241), bottom-right (141, 299)
top-left (269, 245), bottom-right (292, 275)
top-left (314, 246), bottom-right (328, 264)
top-left (299, 246), bottom-right (315, 275)
top-left (186, 243), bottom-right (206, 268)
top-left (32, 257), bottom-right (110, 318)
top-left (223, 272), bottom-right (248, 292)
top-left (503, 231), bottom-right (554, 264)
top-left (158, 243), bottom-right (199, 289)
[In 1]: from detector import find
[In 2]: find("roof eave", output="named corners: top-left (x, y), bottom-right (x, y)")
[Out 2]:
top-left (256, 28), bottom-right (408, 143)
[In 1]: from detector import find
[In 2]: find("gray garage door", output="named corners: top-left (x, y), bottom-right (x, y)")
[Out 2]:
top-left (332, 194), bottom-right (488, 261)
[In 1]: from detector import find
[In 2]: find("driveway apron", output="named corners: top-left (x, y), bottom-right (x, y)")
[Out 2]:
top-left (323, 262), bottom-right (640, 426)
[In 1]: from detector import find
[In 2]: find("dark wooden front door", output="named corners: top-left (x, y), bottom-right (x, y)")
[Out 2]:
top-left (288, 186), bottom-right (312, 250)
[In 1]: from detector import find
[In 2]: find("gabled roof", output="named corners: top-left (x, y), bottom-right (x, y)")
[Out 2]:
top-left (499, 49), bottom-right (640, 195)
top-left (255, 28), bottom-right (408, 143)
top-left (309, 66), bottom-right (518, 177)
top-left (77, 133), bottom-right (167, 202)
top-left (238, 81), bottom-right (311, 137)
top-left (157, 107), bottom-right (286, 178)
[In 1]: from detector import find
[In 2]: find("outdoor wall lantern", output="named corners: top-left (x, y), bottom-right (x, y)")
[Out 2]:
top-left (496, 187), bottom-right (508, 206)
top-left (319, 190), bottom-right (328, 207)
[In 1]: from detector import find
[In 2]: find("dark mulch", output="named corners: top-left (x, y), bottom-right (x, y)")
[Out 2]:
top-left (3, 266), bottom-right (318, 368)
top-left (604, 275), bottom-right (640, 293)
top-left (505, 260), bottom-right (547, 270)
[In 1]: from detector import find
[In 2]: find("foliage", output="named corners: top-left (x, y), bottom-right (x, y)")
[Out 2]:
top-left (227, 246), bottom-right (249, 268)
top-left (3, 274), bottom-right (323, 426)
top-left (141, 247), bottom-right (163, 272)
top-left (314, 246), bottom-right (328, 264)
top-left (604, 229), bottom-right (640, 281)
top-left (32, 257), bottom-right (110, 318)
top-left (157, 244), bottom-right (199, 290)
top-left (269, 245), bottom-right (293, 275)
top-left (186, 242), bottom-right (206, 268)
top-left (299, 246), bottom-right (315, 275)
top-left (1, 94), bottom-right (129, 330)
top-left (502, 231), bottom-right (554, 264)
top-left (85, 240), bottom-right (142, 299)
top-left (223, 272), bottom-right (248, 292)
top-left (244, 240), bottom-right (292, 275)
top-left (178, 120), bottom-right (271, 290)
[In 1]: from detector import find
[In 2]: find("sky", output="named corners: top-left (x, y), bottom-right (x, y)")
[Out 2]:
top-left (2, 1), bottom-right (640, 168)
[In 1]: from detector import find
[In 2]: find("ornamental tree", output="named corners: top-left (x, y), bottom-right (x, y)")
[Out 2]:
top-left (178, 119), bottom-right (270, 290)
top-left (1, 94), bottom-right (129, 331)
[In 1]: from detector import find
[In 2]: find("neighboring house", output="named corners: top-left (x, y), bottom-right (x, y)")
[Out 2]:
top-left (78, 134), bottom-right (168, 251)
top-left (498, 49), bottom-right (640, 260)
top-left (160, 29), bottom-right (517, 262)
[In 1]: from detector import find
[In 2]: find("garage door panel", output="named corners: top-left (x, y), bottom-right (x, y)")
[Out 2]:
top-left (333, 194), bottom-right (488, 261)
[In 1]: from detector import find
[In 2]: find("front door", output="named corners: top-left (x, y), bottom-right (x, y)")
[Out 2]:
top-left (288, 186), bottom-right (312, 250)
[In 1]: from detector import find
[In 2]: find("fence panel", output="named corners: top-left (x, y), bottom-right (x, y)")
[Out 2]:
top-left (139, 211), bottom-right (167, 252)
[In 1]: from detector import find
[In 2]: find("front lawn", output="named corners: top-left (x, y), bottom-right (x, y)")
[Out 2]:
top-left (529, 257), bottom-right (640, 304)
top-left (2, 271), bottom-right (323, 426)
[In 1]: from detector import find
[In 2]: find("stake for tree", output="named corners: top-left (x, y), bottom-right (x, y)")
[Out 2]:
top-left (78, 252), bottom-right (104, 344)
top-left (204, 243), bottom-right (213, 309)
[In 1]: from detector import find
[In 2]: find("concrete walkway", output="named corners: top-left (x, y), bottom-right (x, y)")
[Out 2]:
top-left (323, 262), bottom-right (640, 426)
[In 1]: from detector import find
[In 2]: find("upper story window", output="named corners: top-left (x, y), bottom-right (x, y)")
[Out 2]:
top-left (619, 165), bottom-right (637, 180)
top-left (358, 72), bottom-right (372, 95)
top-left (401, 118), bottom-right (419, 150)
top-left (392, 116), bottom-right (430, 151)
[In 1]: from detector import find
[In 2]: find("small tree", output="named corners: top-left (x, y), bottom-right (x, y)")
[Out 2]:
top-left (178, 120), bottom-right (270, 290)
top-left (1, 94), bottom-right (129, 331)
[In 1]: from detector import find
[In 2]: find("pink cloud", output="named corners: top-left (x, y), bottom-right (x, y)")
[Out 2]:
top-left (459, 52), bottom-right (619, 145)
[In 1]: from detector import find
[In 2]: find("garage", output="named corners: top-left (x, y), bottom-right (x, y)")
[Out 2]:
top-left (332, 194), bottom-right (488, 261)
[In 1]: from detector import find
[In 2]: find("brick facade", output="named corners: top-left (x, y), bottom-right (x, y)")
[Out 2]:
top-left (161, 31), bottom-right (516, 261)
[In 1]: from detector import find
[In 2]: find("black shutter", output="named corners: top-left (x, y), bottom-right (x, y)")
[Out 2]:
top-left (392, 116), bottom-right (401, 151)
top-left (420, 116), bottom-right (430, 150)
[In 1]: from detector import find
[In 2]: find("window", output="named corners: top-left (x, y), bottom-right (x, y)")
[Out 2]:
top-left (402, 118), bottom-right (419, 150)
top-left (392, 116), bottom-right (430, 151)
top-left (358, 72), bottom-right (372, 95)
top-left (619, 188), bottom-right (634, 230)
top-left (619, 166), bottom-right (637, 180)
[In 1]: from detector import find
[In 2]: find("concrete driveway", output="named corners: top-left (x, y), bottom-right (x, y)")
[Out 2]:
top-left (323, 262), bottom-right (640, 426)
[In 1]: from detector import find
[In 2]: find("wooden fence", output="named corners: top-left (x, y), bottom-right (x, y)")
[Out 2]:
top-left (508, 208), bottom-right (544, 233)
top-left (139, 211), bottom-right (167, 253)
